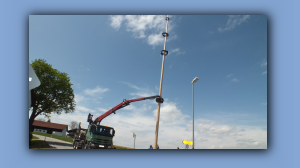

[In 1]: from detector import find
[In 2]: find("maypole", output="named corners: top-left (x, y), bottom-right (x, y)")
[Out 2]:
top-left (154, 15), bottom-right (169, 149)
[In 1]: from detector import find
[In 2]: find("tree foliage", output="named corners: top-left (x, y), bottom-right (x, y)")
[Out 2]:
top-left (29, 59), bottom-right (76, 131)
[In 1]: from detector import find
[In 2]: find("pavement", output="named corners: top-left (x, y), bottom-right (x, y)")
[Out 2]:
top-left (33, 134), bottom-right (74, 149)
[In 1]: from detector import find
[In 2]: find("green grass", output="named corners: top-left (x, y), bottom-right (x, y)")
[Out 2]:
top-left (32, 135), bottom-right (39, 140)
top-left (30, 140), bottom-right (50, 149)
top-left (113, 145), bottom-right (134, 149)
top-left (32, 132), bottom-right (135, 149)
top-left (32, 132), bottom-right (73, 143)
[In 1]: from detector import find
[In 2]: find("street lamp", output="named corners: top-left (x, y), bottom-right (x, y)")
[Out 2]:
top-left (133, 132), bottom-right (136, 149)
top-left (192, 77), bottom-right (199, 149)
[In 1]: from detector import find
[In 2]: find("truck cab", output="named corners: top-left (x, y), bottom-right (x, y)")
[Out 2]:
top-left (85, 124), bottom-right (115, 149)
top-left (73, 123), bottom-right (115, 149)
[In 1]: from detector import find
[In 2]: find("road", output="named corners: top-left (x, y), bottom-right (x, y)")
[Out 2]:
top-left (33, 134), bottom-right (74, 149)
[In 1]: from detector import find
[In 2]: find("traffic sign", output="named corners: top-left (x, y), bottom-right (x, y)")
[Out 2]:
top-left (29, 63), bottom-right (40, 90)
top-left (182, 140), bottom-right (193, 145)
top-left (29, 63), bottom-right (41, 108)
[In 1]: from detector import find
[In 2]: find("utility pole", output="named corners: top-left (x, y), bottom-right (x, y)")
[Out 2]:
top-left (154, 15), bottom-right (170, 149)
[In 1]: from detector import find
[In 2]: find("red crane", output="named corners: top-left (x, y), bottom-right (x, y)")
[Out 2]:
top-left (90, 95), bottom-right (164, 125)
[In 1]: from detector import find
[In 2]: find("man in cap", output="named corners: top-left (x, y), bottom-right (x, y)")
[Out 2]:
top-left (88, 113), bottom-right (94, 124)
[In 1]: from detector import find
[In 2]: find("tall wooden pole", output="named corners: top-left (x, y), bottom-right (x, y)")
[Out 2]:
top-left (154, 15), bottom-right (169, 149)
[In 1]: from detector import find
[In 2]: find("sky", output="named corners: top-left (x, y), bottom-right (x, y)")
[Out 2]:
top-left (29, 15), bottom-right (267, 149)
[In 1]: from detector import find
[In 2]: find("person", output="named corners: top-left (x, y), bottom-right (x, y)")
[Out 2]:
top-left (148, 145), bottom-right (153, 149)
top-left (177, 147), bottom-right (179, 149)
top-left (157, 145), bottom-right (159, 149)
top-left (88, 114), bottom-right (93, 124)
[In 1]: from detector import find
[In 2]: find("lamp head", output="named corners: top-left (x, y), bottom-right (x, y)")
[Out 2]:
top-left (192, 77), bottom-right (199, 84)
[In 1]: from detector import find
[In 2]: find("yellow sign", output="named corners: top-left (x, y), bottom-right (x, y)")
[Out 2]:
top-left (182, 140), bottom-right (193, 145)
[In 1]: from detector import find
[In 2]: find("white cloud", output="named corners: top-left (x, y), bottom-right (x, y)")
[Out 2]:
top-left (153, 102), bottom-right (189, 124)
top-left (41, 84), bottom-right (266, 149)
top-left (73, 86), bottom-right (108, 106)
top-left (79, 65), bottom-right (90, 72)
top-left (110, 15), bottom-right (174, 46)
top-left (123, 104), bottom-right (152, 113)
top-left (261, 59), bottom-right (267, 67)
top-left (76, 106), bottom-right (95, 113)
top-left (232, 78), bottom-right (240, 82)
top-left (130, 92), bottom-right (156, 98)
top-left (124, 15), bottom-right (166, 38)
top-left (227, 74), bottom-right (233, 78)
top-left (147, 33), bottom-right (164, 46)
top-left (121, 82), bottom-right (140, 90)
top-left (169, 48), bottom-right (185, 55)
top-left (98, 108), bottom-right (108, 113)
top-left (46, 101), bottom-right (267, 149)
top-left (110, 15), bottom-right (125, 30)
top-left (74, 94), bottom-right (84, 103)
top-left (171, 48), bottom-right (180, 53)
top-left (193, 119), bottom-right (267, 149)
top-left (122, 82), bottom-right (157, 98)
top-left (262, 71), bottom-right (267, 75)
top-left (84, 86), bottom-right (109, 96)
top-left (218, 15), bottom-right (250, 32)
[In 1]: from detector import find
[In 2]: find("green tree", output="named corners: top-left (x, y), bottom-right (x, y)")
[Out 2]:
top-left (69, 121), bottom-right (79, 130)
top-left (29, 59), bottom-right (76, 131)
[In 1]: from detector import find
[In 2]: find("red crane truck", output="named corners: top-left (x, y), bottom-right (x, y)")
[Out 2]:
top-left (73, 95), bottom-right (163, 149)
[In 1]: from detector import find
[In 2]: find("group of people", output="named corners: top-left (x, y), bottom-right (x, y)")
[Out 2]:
top-left (148, 145), bottom-right (180, 149)
top-left (148, 145), bottom-right (159, 149)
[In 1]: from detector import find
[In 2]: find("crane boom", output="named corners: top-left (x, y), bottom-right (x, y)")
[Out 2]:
top-left (93, 95), bottom-right (163, 124)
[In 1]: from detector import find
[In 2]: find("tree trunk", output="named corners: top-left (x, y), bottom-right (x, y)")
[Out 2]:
top-left (29, 107), bottom-right (38, 132)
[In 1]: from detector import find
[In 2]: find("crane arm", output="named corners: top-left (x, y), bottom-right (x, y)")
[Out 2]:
top-left (93, 95), bottom-right (163, 124)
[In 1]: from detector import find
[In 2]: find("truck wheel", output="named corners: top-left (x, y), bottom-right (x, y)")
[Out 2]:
top-left (78, 142), bottom-right (83, 149)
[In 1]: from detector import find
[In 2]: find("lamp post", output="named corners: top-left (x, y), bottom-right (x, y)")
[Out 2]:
top-left (133, 132), bottom-right (136, 149)
top-left (192, 77), bottom-right (199, 149)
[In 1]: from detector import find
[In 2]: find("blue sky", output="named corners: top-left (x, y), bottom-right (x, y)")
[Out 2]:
top-left (29, 15), bottom-right (267, 149)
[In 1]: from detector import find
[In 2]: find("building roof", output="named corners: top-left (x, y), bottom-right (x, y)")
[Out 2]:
top-left (32, 120), bottom-right (68, 130)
